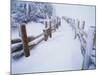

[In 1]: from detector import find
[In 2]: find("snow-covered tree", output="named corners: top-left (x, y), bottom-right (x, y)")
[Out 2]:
top-left (11, 0), bottom-right (53, 27)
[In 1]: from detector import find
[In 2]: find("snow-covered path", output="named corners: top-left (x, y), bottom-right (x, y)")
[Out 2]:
top-left (12, 18), bottom-right (83, 74)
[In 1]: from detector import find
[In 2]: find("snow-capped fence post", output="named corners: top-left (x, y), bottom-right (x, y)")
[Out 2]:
top-left (43, 21), bottom-right (48, 41)
top-left (20, 23), bottom-right (30, 57)
top-left (59, 17), bottom-right (61, 26)
top-left (82, 21), bottom-right (85, 29)
top-left (55, 17), bottom-right (58, 29)
top-left (57, 17), bottom-right (60, 28)
top-left (54, 19), bottom-right (56, 31)
top-left (45, 21), bottom-right (48, 28)
top-left (48, 21), bottom-right (52, 38)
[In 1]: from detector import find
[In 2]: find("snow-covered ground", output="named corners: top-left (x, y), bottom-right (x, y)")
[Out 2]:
top-left (11, 4), bottom-right (96, 74)
top-left (12, 18), bottom-right (83, 74)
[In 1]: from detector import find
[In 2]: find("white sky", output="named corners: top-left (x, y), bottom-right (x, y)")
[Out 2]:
top-left (53, 4), bottom-right (95, 29)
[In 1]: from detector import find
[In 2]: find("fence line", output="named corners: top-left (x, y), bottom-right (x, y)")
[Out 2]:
top-left (62, 16), bottom-right (96, 70)
top-left (11, 16), bottom-right (61, 58)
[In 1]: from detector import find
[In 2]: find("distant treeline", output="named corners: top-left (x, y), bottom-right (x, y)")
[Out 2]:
top-left (11, 0), bottom-right (53, 27)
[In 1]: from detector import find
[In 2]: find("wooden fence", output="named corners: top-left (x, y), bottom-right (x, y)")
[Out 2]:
top-left (11, 16), bottom-right (61, 58)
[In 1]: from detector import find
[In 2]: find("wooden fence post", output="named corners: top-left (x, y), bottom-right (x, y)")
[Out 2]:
top-left (43, 29), bottom-right (48, 41)
top-left (77, 20), bottom-right (80, 29)
top-left (20, 23), bottom-right (30, 57)
top-left (59, 17), bottom-right (61, 26)
top-left (82, 21), bottom-right (85, 29)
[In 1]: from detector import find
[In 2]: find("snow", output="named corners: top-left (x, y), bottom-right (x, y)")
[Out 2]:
top-left (11, 3), bottom-right (96, 74)
top-left (82, 27), bottom-right (96, 69)
top-left (11, 22), bottom-right (44, 39)
top-left (12, 18), bottom-right (83, 74)
top-left (26, 22), bottom-right (44, 36)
